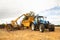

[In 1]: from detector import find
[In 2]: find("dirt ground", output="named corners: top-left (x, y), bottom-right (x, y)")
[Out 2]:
top-left (0, 27), bottom-right (60, 40)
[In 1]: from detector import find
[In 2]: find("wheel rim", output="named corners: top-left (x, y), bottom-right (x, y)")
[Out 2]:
top-left (31, 24), bottom-right (34, 30)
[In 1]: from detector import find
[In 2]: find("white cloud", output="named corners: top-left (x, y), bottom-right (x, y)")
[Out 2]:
top-left (0, 0), bottom-right (56, 13)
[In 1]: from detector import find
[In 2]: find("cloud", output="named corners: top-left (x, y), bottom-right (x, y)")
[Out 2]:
top-left (38, 6), bottom-right (60, 25)
top-left (0, 0), bottom-right (60, 25)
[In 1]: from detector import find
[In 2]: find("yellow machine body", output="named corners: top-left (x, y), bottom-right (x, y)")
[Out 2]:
top-left (22, 16), bottom-right (34, 28)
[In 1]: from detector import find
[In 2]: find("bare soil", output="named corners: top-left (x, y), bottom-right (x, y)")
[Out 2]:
top-left (0, 27), bottom-right (60, 40)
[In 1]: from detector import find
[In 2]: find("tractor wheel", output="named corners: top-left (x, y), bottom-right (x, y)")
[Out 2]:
top-left (39, 24), bottom-right (45, 32)
top-left (31, 23), bottom-right (35, 31)
top-left (49, 25), bottom-right (55, 31)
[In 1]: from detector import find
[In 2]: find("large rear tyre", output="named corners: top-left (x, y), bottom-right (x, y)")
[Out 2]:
top-left (31, 23), bottom-right (35, 31)
top-left (39, 24), bottom-right (45, 32)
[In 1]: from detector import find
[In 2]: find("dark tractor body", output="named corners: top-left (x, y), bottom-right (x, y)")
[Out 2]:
top-left (31, 15), bottom-right (55, 32)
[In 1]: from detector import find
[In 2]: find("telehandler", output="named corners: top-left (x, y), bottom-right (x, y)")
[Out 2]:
top-left (5, 11), bottom-right (35, 31)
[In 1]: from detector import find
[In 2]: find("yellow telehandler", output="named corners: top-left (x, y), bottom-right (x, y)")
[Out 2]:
top-left (5, 11), bottom-right (35, 31)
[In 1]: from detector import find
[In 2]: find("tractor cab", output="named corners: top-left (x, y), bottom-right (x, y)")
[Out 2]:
top-left (38, 16), bottom-right (49, 24)
top-left (37, 16), bottom-right (44, 24)
top-left (34, 16), bottom-right (44, 24)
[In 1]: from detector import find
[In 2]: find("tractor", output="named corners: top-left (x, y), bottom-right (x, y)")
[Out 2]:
top-left (31, 15), bottom-right (55, 32)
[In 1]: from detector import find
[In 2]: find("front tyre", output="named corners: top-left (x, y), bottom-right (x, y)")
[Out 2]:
top-left (31, 23), bottom-right (35, 31)
top-left (39, 24), bottom-right (44, 32)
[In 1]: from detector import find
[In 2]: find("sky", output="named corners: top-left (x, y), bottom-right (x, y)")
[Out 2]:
top-left (39, 6), bottom-right (60, 25)
top-left (0, 0), bottom-right (60, 25)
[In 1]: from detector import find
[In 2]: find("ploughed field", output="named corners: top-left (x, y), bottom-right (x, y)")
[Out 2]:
top-left (0, 27), bottom-right (60, 40)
